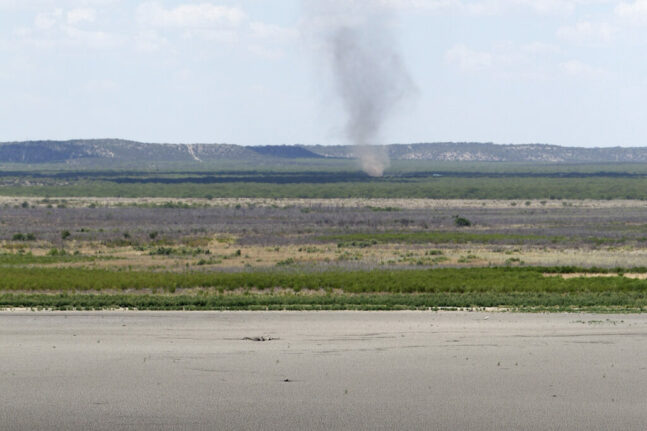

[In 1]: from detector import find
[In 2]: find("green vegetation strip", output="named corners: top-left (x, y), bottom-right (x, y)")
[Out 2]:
top-left (0, 253), bottom-right (98, 265)
top-left (325, 232), bottom-right (639, 246)
top-left (2, 292), bottom-right (646, 312)
top-left (5, 176), bottom-right (647, 199)
top-left (324, 231), bottom-right (555, 245)
top-left (3, 266), bottom-right (647, 292)
top-left (2, 267), bottom-right (647, 311)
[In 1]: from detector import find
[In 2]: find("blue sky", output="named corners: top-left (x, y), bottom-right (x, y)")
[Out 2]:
top-left (2, 0), bottom-right (647, 147)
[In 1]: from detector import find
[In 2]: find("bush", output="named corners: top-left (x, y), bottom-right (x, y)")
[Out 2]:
top-left (150, 247), bottom-right (174, 256)
top-left (12, 233), bottom-right (35, 241)
top-left (454, 216), bottom-right (472, 227)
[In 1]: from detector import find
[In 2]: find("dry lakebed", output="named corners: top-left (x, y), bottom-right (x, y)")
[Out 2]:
top-left (1, 310), bottom-right (646, 430)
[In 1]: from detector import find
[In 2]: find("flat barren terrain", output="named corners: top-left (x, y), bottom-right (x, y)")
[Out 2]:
top-left (2, 311), bottom-right (646, 430)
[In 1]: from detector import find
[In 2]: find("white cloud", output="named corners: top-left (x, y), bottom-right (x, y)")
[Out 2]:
top-left (66, 8), bottom-right (96, 25)
top-left (522, 41), bottom-right (561, 54)
top-left (247, 43), bottom-right (285, 59)
top-left (386, 0), bottom-right (611, 15)
top-left (34, 9), bottom-right (62, 30)
top-left (17, 7), bottom-right (123, 50)
top-left (250, 22), bottom-right (297, 41)
top-left (84, 78), bottom-right (118, 93)
top-left (308, 0), bottom-right (586, 17)
top-left (8, 2), bottom-right (300, 59)
top-left (445, 44), bottom-right (492, 71)
top-left (560, 59), bottom-right (605, 77)
top-left (136, 2), bottom-right (246, 29)
top-left (134, 30), bottom-right (167, 52)
top-left (181, 28), bottom-right (238, 43)
top-left (134, 2), bottom-right (296, 58)
top-left (557, 21), bottom-right (616, 44)
top-left (616, 0), bottom-right (647, 22)
top-left (62, 25), bottom-right (124, 48)
top-left (446, 41), bottom-right (571, 79)
top-left (466, 0), bottom-right (576, 16)
top-left (0, 0), bottom-right (117, 11)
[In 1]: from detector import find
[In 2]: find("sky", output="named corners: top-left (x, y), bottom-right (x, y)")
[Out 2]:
top-left (1, 0), bottom-right (647, 147)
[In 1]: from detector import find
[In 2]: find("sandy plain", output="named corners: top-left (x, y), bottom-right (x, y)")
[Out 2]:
top-left (1, 311), bottom-right (646, 430)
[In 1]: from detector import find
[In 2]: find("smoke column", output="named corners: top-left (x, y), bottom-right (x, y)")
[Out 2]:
top-left (305, 1), bottom-right (415, 176)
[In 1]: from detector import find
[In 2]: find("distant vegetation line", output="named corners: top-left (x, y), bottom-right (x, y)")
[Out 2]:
top-left (4, 177), bottom-right (647, 199)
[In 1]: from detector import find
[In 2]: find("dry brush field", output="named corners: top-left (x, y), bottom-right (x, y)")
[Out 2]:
top-left (3, 198), bottom-right (647, 310)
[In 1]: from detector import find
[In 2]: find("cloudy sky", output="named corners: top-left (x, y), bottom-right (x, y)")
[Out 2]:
top-left (2, 0), bottom-right (647, 147)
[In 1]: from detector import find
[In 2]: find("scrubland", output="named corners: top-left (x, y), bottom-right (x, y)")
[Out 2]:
top-left (2, 198), bottom-right (647, 311)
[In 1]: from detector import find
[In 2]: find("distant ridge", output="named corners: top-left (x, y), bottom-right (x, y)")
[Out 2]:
top-left (0, 139), bottom-right (257, 165)
top-left (308, 142), bottom-right (647, 163)
top-left (2, 139), bottom-right (647, 165)
top-left (249, 145), bottom-right (325, 159)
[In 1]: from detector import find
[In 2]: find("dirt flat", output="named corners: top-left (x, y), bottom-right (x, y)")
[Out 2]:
top-left (545, 273), bottom-right (647, 279)
top-left (1, 311), bottom-right (646, 430)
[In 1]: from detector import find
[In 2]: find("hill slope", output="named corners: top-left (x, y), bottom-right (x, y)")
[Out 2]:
top-left (2, 139), bottom-right (647, 166)
top-left (308, 142), bottom-right (647, 162)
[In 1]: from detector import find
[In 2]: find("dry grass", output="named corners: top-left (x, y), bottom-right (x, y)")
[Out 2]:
top-left (6, 196), bottom-right (647, 209)
top-left (4, 197), bottom-right (647, 271)
top-left (6, 240), bottom-right (647, 271)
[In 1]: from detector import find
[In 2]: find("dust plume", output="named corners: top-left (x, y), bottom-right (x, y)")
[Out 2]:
top-left (305, 1), bottom-right (415, 176)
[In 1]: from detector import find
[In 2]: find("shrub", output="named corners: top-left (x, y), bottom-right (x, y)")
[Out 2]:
top-left (453, 216), bottom-right (472, 227)
top-left (150, 247), bottom-right (174, 256)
